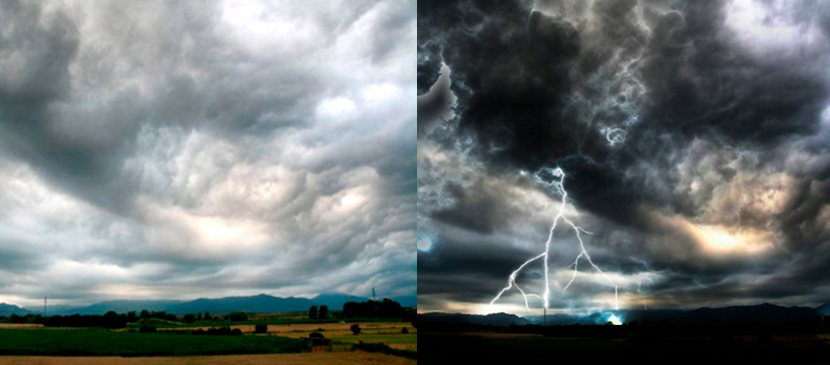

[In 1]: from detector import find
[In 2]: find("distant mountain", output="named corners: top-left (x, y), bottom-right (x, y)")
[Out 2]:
top-left (420, 303), bottom-right (821, 327)
top-left (0, 303), bottom-right (30, 316)
top-left (391, 295), bottom-right (417, 308)
top-left (169, 294), bottom-right (313, 314)
top-left (312, 293), bottom-right (368, 310)
top-left (674, 303), bottom-right (816, 324)
top-left (419, 312), bottom-right (528, 326)
top-left (53, 300), bottom-right (182, 315)
top-left (27, 292), bottom-right (416, 316)
top-left (817, 302), bottom-right (830, 315)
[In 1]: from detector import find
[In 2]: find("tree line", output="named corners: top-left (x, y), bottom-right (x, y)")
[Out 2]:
top-left (0, 309), bottom-right (245, 329)
top-left (308, 299), bottom-right (415, 322)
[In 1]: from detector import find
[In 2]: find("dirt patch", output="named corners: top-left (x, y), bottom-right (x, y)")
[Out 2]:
top-left (388, 343), bottom-right (418, 351)
top-left (0, 324), bottom-right (44, 329)
top-left (0, 352), bottom-right (415, 365)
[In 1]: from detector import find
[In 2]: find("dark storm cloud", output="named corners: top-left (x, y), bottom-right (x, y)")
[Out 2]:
top-left (0, 0), bottom-right (416, 307)
top-left (419, 0), bottom-right (830, 312)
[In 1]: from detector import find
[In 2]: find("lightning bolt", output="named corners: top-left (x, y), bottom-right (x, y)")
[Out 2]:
top-left (490, 167), bottom-right (619, 313)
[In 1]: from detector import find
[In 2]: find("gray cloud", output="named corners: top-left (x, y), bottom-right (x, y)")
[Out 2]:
top-left (0, 0), bottom-right (415, 307)
top-left (418, 0), bottom-right (830, 313)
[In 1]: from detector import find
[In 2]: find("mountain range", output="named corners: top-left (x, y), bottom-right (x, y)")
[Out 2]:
top-left (0, 303), bottom-right (30, 316)
top-left (419, 302), bottom-right (830, 326)
top-left (6, 293), bottom-right (415, 316)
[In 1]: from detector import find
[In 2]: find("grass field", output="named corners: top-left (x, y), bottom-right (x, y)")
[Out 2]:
top-left (0, 329), bottom-right (301, 357)
top-left (0, 353), bottom-right (416, 365)
top-left (151, 321), bottom-right (418, 350)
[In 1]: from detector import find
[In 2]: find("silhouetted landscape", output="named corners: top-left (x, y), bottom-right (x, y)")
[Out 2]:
top-left (419, 302), bottom-right (830, 364)
top-left (0, 293), bottom-right (416, 317)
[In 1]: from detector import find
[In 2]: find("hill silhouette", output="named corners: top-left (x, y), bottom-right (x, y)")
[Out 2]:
top-left (18, 293), bottom-right (414, 315)
top-left (0, 303), bottom-right (30, 316)
top-left (420, 302), bottom-right (824, 326)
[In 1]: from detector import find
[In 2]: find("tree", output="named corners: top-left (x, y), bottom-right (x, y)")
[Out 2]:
top-left (309, 306), bottom-right (318, 320)
top-left (255, 324), bottom-right (268, 334)
top-left (319, 305), bottom-right (328, 319)
top-left (197, 312), bottom-right (202, 321)
top-left (350, 323), bottom-right (361, 335)
top-left (228, 312), bottom-right (248, 322)
top-left (183, 314), bottom-right (196, 324)
top-left (204, 311), bottom-right (211, 321)
top-left (140, 310), bottom-right (150, 319)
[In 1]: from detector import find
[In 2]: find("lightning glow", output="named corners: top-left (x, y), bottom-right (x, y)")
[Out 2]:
top-left (490, 167), bottom-right (619, 314)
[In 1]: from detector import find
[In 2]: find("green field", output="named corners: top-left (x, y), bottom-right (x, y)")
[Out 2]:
top-left (330, 334), bottom-right (418, 345)
top-left (0, 329), bottom-right (302, 356)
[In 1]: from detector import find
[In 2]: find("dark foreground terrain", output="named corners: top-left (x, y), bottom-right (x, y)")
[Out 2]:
top-left (420, 323), bottom-right (830, 364)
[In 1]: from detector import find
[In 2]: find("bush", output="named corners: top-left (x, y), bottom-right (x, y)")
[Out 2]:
top-left (401, 327), bottom-right (409, 334)
top-left (228, 312), bottom-right (248, 322)
top-left (255, 324), bottom-right (268, 334)
top-left (352, 341), bottom-right (417, 360)
top-left (192, 326), bottom-right (243, 336)
top-left (138, 325), bottom-right (157, 333)
top-left (309, 332), bottom-right (325, 339)
top-left (350, 324), bottom-right (361, 335)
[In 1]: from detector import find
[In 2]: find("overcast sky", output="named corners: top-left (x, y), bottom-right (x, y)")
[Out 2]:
top-left (418, 0), bottom-right (830, 315)
top-left (0, 0), bottom-right (416, 307)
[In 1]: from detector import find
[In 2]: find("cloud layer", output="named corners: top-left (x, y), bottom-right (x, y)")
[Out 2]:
top-left (418, 0), bottom-right (830, 314)
top-left (0, 0), bottom-right (416, 307)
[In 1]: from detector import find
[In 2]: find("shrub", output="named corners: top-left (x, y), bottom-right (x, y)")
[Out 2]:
top-left (255, 324), bottom-right (268, 334)
top-left (401, 327), bottom-right (409, 334)
top-left (309, 332), bottom-right (325, 339)
top-left (228, 312), bottom-right (248, 322)
top-left (192, 326), bottom-right (243, 336)
top-left (350, 324), bottom-right (361, 335)
top-left (138, 325), bottom-right (157, 333)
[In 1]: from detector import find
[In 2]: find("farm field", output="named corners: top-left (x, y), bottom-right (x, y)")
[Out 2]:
top-left (0, 352), bottom-right (416, 365)
top-left (155, 321), bottom-right (418, 350)
top-left (0, 329), bottom-right (301, 357)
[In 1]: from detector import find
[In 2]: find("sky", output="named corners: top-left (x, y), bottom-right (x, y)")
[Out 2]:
top-left (0, 0), bottom-right (416, 308)
top-left (417, 0), bottom-right (830, 315)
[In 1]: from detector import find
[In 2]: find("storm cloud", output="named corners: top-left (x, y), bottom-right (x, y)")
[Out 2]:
top-left (0, 0), bottom-right (416, 307)
top-left (418, 0), bottom-right (830, 314)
